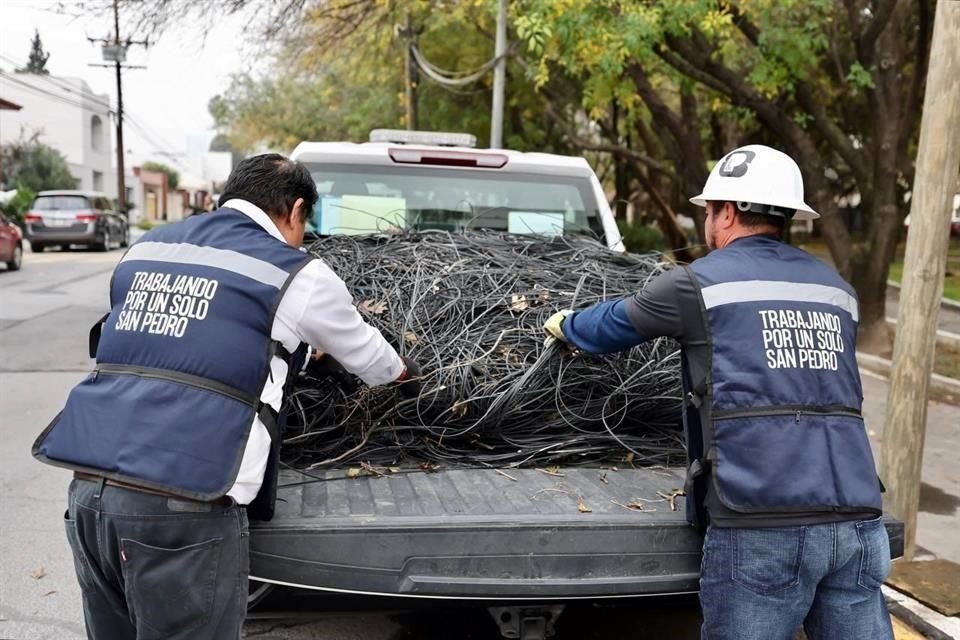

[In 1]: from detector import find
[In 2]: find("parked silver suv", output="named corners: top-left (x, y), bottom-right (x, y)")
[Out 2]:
top-left (24, 190), bottom-right (129, 252)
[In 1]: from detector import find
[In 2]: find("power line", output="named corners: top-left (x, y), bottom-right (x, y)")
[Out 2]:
top-left (410, 44), bottom-right (504, 88)
top-left (0, 53), bottom-right (188, 171)
top-left (0, 70), bottom-right (186, 170)
top-left (0, 54), bottom-right (114, 113)
top-left (0, 71), bottom-right (110, 114)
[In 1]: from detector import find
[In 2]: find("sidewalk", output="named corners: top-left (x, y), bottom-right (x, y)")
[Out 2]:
top-left (861, 369), bottom-right (960, 563)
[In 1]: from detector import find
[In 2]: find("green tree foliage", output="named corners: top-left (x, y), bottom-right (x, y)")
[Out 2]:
top-left (206, 1), bottom-right (576, 154)
top-left (0, 185), bottom-right (38, 226)
top-left (0, 134), bottom-right (77, 192)
top-left (18, 30), bottom-right (50, 74)
top-left (141, 161), bottom-right (180, 190)
top-left (112, 0), bottom-right (934, 346)
top-left (516, 0), bottom-right (933, 347)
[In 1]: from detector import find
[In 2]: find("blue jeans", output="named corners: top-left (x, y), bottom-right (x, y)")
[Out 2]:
top-left (700, 518), bottom-right (893, 640)
top-left (64, 478), bottom-right (249, 640)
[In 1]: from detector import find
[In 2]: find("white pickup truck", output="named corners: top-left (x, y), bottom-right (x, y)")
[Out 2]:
top-left (247, 131), bottom-right (903, 639)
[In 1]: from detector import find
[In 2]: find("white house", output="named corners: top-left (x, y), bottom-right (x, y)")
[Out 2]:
top-left (0, 72), bottom-right (115, 198)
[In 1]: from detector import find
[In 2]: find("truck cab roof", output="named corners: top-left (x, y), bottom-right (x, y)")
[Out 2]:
top-left (290, 140), bottom-right (624, 251)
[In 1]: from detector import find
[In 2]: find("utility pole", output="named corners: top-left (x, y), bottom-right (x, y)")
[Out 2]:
top-left (112, 0), bottom-right (126, 211)
top-left (489, 0), bottom-right (507, 148)
top-left (879, 0), bottom-right (960, 560)
top-left (88, 0), bottom-right (147, 213)
top-left (401, 13), bottom-right (418, 131)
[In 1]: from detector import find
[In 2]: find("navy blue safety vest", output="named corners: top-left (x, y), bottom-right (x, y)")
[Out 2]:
top-left (683, 235), bottom-right (882, 523)
top-left (33, 209), bottom-right (312, 501)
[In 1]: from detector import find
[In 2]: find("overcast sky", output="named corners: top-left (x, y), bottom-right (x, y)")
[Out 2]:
top-left (0, 0), bottom-right (258, 174)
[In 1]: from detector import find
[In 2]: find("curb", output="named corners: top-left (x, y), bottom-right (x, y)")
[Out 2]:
top-left (885, 318), bottom-right (960, 350)
top-left (887, 280), bottom-right (960, 311)
top-left (857, 352), bottom-right (960, 404)
top-left (883, 585), bottom-right (960, 639)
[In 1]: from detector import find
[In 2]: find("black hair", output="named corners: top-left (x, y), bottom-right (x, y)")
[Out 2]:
top-left (219, 153), bottom-right (318, 222)
top-left (708, 200), bottom-right (786, 235)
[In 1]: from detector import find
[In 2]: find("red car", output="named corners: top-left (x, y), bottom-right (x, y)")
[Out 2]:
top-left (0, 212), bottom-right (23, 271)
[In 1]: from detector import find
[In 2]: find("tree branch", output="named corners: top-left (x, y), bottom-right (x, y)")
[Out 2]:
top-left (794, 85), bottom-right (872, 189)
top-left (859, 0), bottom-right (900, 59)
top-left (901, 0), bottom-right (932, 155)
top-left (725, 7), bottom-right (871, 187)
top-left (509, 53), bottom-right (677, 177)
top-left (661, 28), bottom-right (854, 257)
top-left (843, 0), bottom-right (867, 62)
top-left (624, 64), bottom-right (687, 148)
top-left (542, 105), bottom-right (676, 176)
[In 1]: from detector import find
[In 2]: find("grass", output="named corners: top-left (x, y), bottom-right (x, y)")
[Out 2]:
top-left (888, 256), bottom-right (960, 302)
top-left (934, 346), bottom-right (960, 380)
top-left (797, 238), bottom-right (960, 302)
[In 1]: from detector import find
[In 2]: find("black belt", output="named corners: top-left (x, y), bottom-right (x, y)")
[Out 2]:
top-left (73, 471), bottom-right (233, 506)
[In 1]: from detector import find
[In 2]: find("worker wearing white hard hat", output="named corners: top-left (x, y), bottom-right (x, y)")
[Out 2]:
top-left (545, 145), bottom-right (892, 639)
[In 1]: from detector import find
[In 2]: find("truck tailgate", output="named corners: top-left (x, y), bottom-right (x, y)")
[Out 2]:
top-left (250, 467), bottom-right (701, 599)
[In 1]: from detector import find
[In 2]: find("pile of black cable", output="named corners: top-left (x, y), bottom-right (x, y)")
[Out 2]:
top-left (282, 231), bottom-right (684, 470)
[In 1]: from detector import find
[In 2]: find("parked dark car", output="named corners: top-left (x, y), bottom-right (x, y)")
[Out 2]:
top-left (0, 212), bottom-right (23, 270)
top-left (24, 191), bottom-right (129, 252)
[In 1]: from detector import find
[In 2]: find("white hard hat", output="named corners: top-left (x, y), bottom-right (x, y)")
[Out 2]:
top-left (690, 144), bottom-right (819, 221)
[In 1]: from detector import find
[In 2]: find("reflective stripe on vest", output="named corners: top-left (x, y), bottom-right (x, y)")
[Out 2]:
top-left (32, 209), bottom-right (312, 500)
top-left (701, 280), bottom-right (859, 321)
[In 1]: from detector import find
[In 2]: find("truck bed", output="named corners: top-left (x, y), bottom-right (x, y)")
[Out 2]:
top-left (250, 466), bottom-right (701, 599)
top-left (249, 467), bottom-right (905, 600)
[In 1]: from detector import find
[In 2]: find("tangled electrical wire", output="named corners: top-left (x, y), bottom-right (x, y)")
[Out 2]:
top-left (282, 231), bottom-right (685, 471)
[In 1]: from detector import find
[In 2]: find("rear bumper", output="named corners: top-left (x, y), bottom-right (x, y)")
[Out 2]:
top-left (250, 519), bottom-right (703, 599)
top-left (26, 228), bottom-right (99, 245)
top-left (249, 517), bottom-right (904, 600)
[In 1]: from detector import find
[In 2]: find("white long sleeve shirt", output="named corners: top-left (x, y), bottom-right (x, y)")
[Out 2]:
top-left (221, 199), bottom-right (405, 503)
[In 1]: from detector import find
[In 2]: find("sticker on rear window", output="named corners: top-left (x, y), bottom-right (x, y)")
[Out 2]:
top-left (508, 211), bottom-right (565, 236)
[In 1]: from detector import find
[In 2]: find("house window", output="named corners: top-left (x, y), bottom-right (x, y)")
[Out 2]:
top-left (91, 115), bottom-right (104, 152)
top-left (93, 171), bottom-right (104, 192)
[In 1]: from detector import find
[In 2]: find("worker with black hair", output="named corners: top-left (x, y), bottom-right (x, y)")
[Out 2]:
top-left (34, 153), bottom-right (421, 639)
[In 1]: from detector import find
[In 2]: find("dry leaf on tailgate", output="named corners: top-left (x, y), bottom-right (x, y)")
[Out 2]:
top-left (345, 467), bottom-right (363, 478)
top-left (625, 501), bottom-right (645, 511)
top-left (576, 498), bottom-right (593, 513)
top-left (545, 465), bottom-right (561, 475)
top-left (31, 567), bottom-right (46, 580)
top-left (358, 299), bottom-right (388, 315)
top-left (510, 294), bottom-right (529, 312)
top-left (451, 401), bottom-right (469, 417)
top-left (404, 331), bottom-right (419, 346)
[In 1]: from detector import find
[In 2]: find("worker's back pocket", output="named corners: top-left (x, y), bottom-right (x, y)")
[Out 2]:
top-left (733, 527), bottom-right (805, 595)
top-left (856, 517), bottom-right (890, 592)
top-left (120, 536), bottom-right (222, 639)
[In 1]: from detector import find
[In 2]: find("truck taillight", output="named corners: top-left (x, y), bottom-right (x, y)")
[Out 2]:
top-left (76, 212), bottom-right (97, 222)
top-left (24, 213), bottom-right (42, 222)
top-left (388, 147), bottom-right (508, 168)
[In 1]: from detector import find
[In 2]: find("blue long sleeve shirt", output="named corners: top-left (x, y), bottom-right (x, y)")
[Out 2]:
top-left (562, 266), bottom-right (700, 353)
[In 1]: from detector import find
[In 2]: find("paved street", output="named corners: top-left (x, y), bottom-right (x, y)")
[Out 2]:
top-left (1, 249), bottom-right (957, 639)
top-left (886, 284), bottom-right (960, 335)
